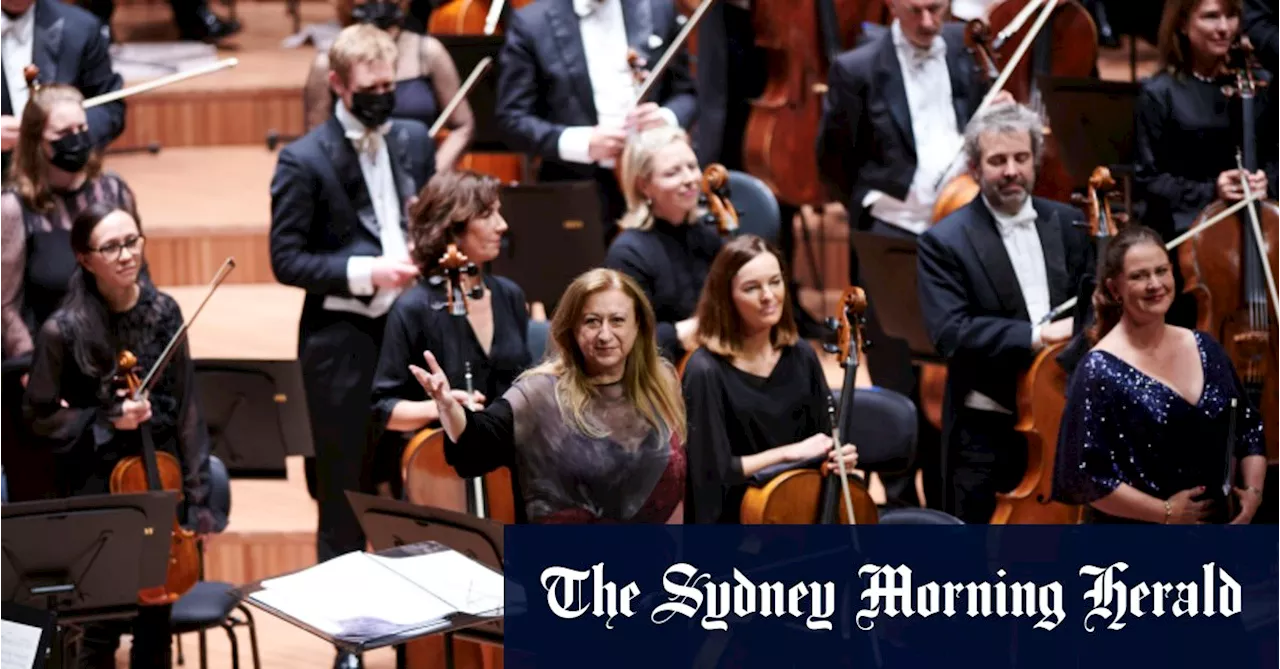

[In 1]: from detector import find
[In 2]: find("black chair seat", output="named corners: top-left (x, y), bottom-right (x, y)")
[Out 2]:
top-left (879, 507), bottom-right (965, 525)
top-left (171, 581), bottom-right (240, 633)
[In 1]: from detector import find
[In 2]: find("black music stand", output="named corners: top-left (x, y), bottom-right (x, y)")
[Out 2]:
top-left (347, 491), bottom-right (505, 669)
top-left (849, 231), bottom-right (941, 364)
top-left (490, 181), bottom-right (608, 313)
top-left (436, 35), bottom-right (511, 156)
top-left (1041, 76), bottom-right (1142, 204)
top-left (194, 359), bottom-right (314, 478)
top-left (1, 492), bottom-right (179, 668)
top-left (3, 601), bottom-right (57, 669)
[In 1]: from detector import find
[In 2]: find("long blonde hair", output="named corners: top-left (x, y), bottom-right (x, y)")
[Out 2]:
top-left (616, 125), bottom-right (693, 232)
top-left (521, 268), bottom-right (686, 443)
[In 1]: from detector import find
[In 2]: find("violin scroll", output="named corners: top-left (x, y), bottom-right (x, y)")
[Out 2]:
top-left (699, 164), bottom-right (740, 237)
top-left (824, 286), bottom-right (868, 368)
top-left (115, 350), bottom-right (143, 398)
top-left (430, 244), bottom-right (482, 316)
top-left (1222, 36), bottom-right (1267, 99)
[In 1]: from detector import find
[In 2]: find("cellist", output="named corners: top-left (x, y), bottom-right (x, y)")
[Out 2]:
top-left (22, 203), bottom-right (215, 668)
top-left (1051, 225), bottom-right (1267, 524)
top-left (1134, 0), bottom-right (1277, 326)
top-left (681, 234), bottom-right (858, 524)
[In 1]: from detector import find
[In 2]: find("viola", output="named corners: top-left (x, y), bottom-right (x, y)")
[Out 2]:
top-left (743, 0), bottom-right (890, 208)
top-left (400, 245), bottom-right (518, 524)
top-left (931, 0), bottom-right (1097, 223)
top-left (1178, 38), bottom-right (1280, 474)
top-left (108, 258), bottom-right (236, 604)
top-left (739, 286), bottom-right (879, 525)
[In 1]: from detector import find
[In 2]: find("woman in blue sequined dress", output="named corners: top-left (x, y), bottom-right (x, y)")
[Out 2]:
top-left (1051, 225), bottom-right (1267, 524)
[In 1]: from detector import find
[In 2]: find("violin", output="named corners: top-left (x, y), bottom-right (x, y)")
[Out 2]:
top-left (743, 0), bottom-right (890, 208)
top-left (990, 166), bottom-right (1119, 525)
top-left (1178, 38), bottom-right (1280, 473)
top-left (739, 286), bottom-right (879, 525)
top-left (930, 0), bottom-right (1096, 223)
top-left (693, 163), bottom-right (740, 237)
top-left (400, 245), bottom-right (517, 524)
top-left (108, 258), bottom-right (236, 604)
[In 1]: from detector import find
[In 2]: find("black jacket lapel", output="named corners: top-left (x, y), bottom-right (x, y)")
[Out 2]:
top-left (962, 199), bottom-right (1028, 320)
top-left (33, 1), bottom-right (63, 83)
top-left (385, 123), bottom-right (416, 233)
top-left (943, 26), bottom-right (975, 129)
top-left (320, 117), bottom-right (380, 240)
top-left (550, 0), bottom-right (597, 123)
top-left (875, 36), bottom-right (914, 155)
top-left (1034, 200), bottom-right (1070, 311)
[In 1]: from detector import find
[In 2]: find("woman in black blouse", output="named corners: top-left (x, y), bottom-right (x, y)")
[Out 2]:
top-left (23, 203), bottom-right (213, 667)
top-left (681, 235), bottom-right (857, 524)
top-left (2, 83), bottom-right (141, 360)
top-left (604, 125), bottom-right (723, 363)
top-left (1135, 0), bottom-right (1278, 324)
top-left (370, 170), bottom-right (531, 497)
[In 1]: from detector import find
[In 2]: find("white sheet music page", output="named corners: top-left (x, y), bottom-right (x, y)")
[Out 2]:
top-left (1, 619), bottom-right (44, 669)
top-left (370, 550), bottom-right (505, 616)
top-left (249, 551), bottom-right (460, 637)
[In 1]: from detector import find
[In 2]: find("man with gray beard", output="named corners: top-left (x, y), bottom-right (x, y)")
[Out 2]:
top-left (916, 102), bottom-right (1095, 524)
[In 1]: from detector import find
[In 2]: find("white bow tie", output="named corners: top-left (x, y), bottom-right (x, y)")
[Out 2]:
top-left (574, 0), bottom-right (607, 17)
top-left (346, 125), bottom-right (389, 158)
top-left (898, 37), bottom-right (946, 67)
top-left (998, 212), bottom-right (1037, 235)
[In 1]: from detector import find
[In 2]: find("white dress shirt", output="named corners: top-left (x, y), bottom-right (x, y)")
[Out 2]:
top-left (2, 5), bottom-right (36, 118)
top-left (322, 101), bottom-right (411, 320)
top-left (964, 194), bottom-right (1051, 414)
top-left (557, 0), bottom-right (678, 168)
top-left (863, 20), bottom-right (964, 236)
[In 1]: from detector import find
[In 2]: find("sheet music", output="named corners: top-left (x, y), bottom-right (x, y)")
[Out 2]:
top-left (1, 619), bottom-right (44, 669)
top-left (250, 551), bottom-right (461, 638)
top-left (371, 550), bottom-right (504, 616)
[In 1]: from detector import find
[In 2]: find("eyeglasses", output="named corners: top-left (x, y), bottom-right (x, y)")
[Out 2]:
top-left (90, 235), bottom-right (145, 260)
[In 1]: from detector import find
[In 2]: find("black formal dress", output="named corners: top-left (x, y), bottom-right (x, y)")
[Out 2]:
top-left (603, 216), bottom-right (722, 362)
top-left (23, 282), bottom-right (212, 668)
top-left (680, 344), bottom-right (833, 524)
top-left (369, 275), bottom-right (532, 500)
top-left (1052, 330), bottom-right (1266, 524)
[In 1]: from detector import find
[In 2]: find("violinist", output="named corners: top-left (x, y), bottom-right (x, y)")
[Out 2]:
top-left (1134, 0), bottom-right (1278, 323)
top-left (269, 23), bottom-right (433, 563)
top-left (681, 234), bottom-right (858, 524)
top-left (1052, 225), bottom-right (1267, 525)
top-left (302, 0), bottom-right (476, 172)
top-left (2, 83), bottom-right (141, 360)
top-left (410, 268), bottom-right (686, 524)
top-left (22, 203), bottom-right (214, 667)
top-left (369, 170), bottom-right (532, 499)
top-left (493, 0), bottom-right (698, 244)
top-left (603, 125), bottom-right (721, 363)
top-left (917, 102), bottom-right (1094, 524)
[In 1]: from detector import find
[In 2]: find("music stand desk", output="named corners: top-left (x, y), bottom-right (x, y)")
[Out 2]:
top-left (436, 35), bottom-right (510, 154)
top-left (195, 358), bottom-right (315, 477)
top-left (850, 231), bottom-right (943, 363)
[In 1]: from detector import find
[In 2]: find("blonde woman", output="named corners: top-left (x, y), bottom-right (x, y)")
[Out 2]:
top-left (604, 125), bottom-right (723, 361)
top-left (411, 268), bottom-right (686, 524)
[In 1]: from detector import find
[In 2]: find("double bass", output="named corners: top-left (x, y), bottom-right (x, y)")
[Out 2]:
top-left (109, 258), bottom-right (237, 604)
top-left (990, 166), bottom-right (1120, 525)
top-left (400, 245), bottom-right (518, 524)
top-left (739, 286), bottom-right (878, 525)
top-left (1177, 39), bottom-right (1280, 477)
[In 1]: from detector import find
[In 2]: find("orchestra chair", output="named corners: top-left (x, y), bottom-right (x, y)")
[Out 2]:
top-left (877, 507), bottom-right (965, 525)
top-left (726, 169), bottom-right (782, 245)
top-left (171, 455), bottom-right (262, 669)
top-left (527, 318), bottom-right (551, 366)
top-left (835, 385), bottom-right (917, 478)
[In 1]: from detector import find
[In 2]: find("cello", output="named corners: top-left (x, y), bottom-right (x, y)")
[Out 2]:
top-left (989, 166), bottom-right (1120, 525)
top-left (400, 244), bottom-right (518, 524)
top-left (109, 258), bottom-right (236, 604)
top-left (930, 0), bottom-right (1097, 223)
top-left (743, 0), bottom-right (889, 208)
top-left (739, 286), bottom-right (879, 525)
top-left (1177, 38), bottom-right (1280, 477)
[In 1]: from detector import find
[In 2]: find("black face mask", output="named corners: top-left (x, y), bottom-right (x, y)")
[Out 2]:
top-left (351, 1), bottom-right (403, 30)
top-left (49, 131), bottom-right (92, 173)
top-left (349, 90), bottom-right (396, 129)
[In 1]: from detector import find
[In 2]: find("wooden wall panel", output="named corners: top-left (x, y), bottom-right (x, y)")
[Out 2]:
top-left (146, 230), bottom-right (273, 285)
top-left (114, 90), bottom-right (304, 151)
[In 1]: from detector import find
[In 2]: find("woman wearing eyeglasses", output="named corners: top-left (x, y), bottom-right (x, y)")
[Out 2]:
top-left (23, 202), bottom-right (214, 668)
top-left (1, 83), bottom-right (143, 361)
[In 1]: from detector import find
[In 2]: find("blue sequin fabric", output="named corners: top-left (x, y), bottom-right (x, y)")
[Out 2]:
top-left (1052, 330), bottom-right (1264, 507)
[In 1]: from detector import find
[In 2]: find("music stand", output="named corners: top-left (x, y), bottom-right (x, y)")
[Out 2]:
top-left (490, 181), bottom-right (607, 313)
top-left (347, 491), bottom-right (506, 658)
top-left (3, 601), bottom-right (56, 669)
top-left (436, 35), bottom-right (510, 154)
top-left (850, 231), bottom-right (942, 363)
top-left (1, 492), bottom-right (179, 667)
top-left (1041, 76), bottom-right (1142, 198)
top-left (194, 359), bottom-right (314, 478)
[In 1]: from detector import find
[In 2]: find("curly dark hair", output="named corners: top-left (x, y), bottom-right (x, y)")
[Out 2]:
top-left (408, 170), bottom-right (502, 273)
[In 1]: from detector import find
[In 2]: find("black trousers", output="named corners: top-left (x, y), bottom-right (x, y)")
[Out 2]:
top-left (944, 409), bottom-right (1029, 524)
top-left (76, 605), bottom-right (173, 669)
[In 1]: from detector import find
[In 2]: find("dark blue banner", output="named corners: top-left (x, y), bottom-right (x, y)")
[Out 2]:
top-left (502, 526), bottom-right (1277, 668)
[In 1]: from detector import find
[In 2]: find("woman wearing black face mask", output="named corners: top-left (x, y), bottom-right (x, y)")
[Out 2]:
top-left (302, 0), bottom-right (476, 172)
top-left (1, 83), bottom-right (143, 362)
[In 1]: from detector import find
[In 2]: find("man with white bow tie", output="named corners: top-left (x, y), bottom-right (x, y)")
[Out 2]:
top-left (269, 24), bottom-right (433, 586)
top-left (495, 0), bottom-right (697, 244)
top-left (917, 102), bottom-right (1095, 524)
